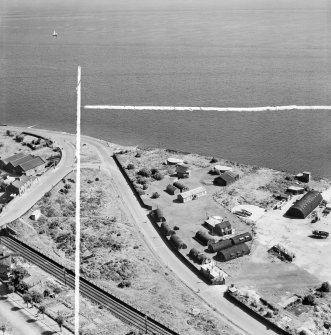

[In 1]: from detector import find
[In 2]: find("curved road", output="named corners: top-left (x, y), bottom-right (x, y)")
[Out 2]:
top-left (1, 127), bottom-right (278, 335)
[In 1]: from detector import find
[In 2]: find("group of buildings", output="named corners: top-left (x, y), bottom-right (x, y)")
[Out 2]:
top-left (0, 151), bottom-right (47, 204)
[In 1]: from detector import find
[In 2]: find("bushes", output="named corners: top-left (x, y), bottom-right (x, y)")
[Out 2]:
top-left (303, 294), bottom-right (315, 305)
top-left (210, 157), bottom-right (218, 163)
top-left (153, 172), bottom-right (164, 181)
top-left (320, 281), bottom-right (330, 292)
top-left (118, 280), bottom-right (131, 288)
top-left (151, 192), bottom-right (160, 199)
top-left (137, 168), bottom-right (152, 177)
top-left (31, 291), bottom-right (43, 304)
top-left (127, 163), bottom-right (135, 170)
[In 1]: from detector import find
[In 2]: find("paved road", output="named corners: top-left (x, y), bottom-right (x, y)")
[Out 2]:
top-left (82, 137), bottom-right (279, 335)
top-left (1, 127), bottom-right (279, 335)
top-left (0, 131), bottom-right (76, 226)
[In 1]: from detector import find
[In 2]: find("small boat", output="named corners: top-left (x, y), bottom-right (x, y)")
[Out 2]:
top-left (52, 30), bottom-right (58, 37)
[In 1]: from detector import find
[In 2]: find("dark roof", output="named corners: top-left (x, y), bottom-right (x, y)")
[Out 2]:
top-left (208, 239), bottom-right (233, 253)
top-left (18, 156), bottom-right (45, 172)
top-left (286, 191), bottom-right (323, 219)
top-left (173, 181), bottom-right (187, 190)
top-left (10, 154), bottom-right (35, 167)
top-left (215, 171), bottom-right (239, 184)
top-left (166, 184), bottom-right (177, 191)
top-left (215, 220), bottom-right (231, 229)
top-left (231, 232), bottom-right (252, 245)
top-left (195, 230), bottom-right (215, 245)
top-left (170, 234), bottom-right (184, 247)
top-left (155, 208), bottom-right (164, 218)
top-left (218, 243), bottom-right (250, 261)
top-left (2, 152), bottom-right (26, 164)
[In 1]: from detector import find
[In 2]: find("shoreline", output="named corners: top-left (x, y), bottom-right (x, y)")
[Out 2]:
top-left (3, 124), bottom-right (330, 183)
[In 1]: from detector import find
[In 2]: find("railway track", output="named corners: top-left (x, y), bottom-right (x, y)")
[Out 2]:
top-left (0, 234), bottom-right (179, 335)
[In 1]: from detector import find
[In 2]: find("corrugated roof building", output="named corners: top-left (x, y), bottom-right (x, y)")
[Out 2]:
top-left (195, 230), bottom-right (216, 246)
top-left (208, 239), bottom-right (233, 253)
top-left (286, 191), bottom-right (323, 218)
top-left (217, 243), bottom-right (250, 261)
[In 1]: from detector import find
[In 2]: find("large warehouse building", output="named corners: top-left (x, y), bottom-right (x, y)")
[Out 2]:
top-left (286, 191), bottom-right (323, 219)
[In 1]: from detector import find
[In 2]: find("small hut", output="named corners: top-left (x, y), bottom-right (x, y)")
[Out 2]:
top-left (195, 230), bottom-right (216, 246)
top-left (170, 235), bottom-right (186, 250)
top-left (214, 171), bottom-right (239, 186)
top-left (217, 243), bottom-right (250, 262)
top-left (230, 232), bottom-right (252, 245)
top-left (208, 239), bottom-right (233, 253)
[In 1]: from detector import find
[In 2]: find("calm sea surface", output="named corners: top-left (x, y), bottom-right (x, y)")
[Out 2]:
top-left (1, 0), bottom-right (330, 178)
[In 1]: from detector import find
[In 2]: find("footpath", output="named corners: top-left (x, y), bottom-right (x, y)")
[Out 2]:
top-left (0, 283), bottom-right (72, 335)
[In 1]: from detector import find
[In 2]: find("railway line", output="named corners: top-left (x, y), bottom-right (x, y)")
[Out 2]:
top-left (0, 233), bottom-right (179, 335)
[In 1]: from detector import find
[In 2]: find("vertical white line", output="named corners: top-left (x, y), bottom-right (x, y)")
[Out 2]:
top-left (75, 65), bottom-right (81, 335)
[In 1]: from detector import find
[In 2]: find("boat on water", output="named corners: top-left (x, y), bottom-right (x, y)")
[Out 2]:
top-left (52, 30), bottom-right (58, 37)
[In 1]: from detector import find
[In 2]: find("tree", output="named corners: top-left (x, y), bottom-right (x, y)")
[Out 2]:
top-left (43, 288), bottom-right (50, 297)
top-left (5, 130), bottom-right (12, 137)
top-left (22, 292), bottom-right (32, 308)
top-left (153, 172), bottom-right (164, 181)
top-left (0, 323), bottom-right (6, 335)
top-left (137, 168), bottom-right (151, 178)
top-left (54, 287), bottom-right (61, 294)
top-left (151, 192), bottom-right (160, 199)
top-left (320, 281), bottom-right (330, 292)
top-left (31, 291), bottom-right (43, 304)
top-left (10, 266), bottom-right (29, 289)
top-left (56, 315), bottom-right (64, 331)
top-left (210, 157), bottom-right (218, 163)
top-left (303, 294), bottom-right (315, 306)
top-left (39, 305), bottom-right (46, 319)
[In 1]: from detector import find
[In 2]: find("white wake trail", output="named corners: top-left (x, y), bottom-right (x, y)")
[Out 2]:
top-left (84, 105), bottom-right (331, 112)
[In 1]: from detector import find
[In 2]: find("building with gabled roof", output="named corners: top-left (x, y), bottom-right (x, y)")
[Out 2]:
top-left (177, 186), bottom-right (206, 203)
top-left (214, 171), bottom-right (239, 186)
top-left (15, 156), bottom-right (45, 176)
top-left (217, 243), bottom-right (250, 262)
top-left (200, 260), bottom-right (227, 284)
top-left (5, 176), bottom-right (37, 196)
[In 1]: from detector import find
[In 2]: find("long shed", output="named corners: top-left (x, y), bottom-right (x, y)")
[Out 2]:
top-left (173, 181), bottom-right (188, 192)
top-left (208, 239), bottom-right (233, 253)
top-left (195, 230), bottom-right (216, 246)
top-left (217, 243), bottom-right (250, 261)
top-left (231, 232), bottom-right (252, 245)
top-left (286, 191), bottom-right (323, 218)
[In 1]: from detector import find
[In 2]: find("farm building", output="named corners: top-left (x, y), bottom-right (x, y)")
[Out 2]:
top-left (166, 184), bottom-right (180, 195)
top-left (195, 230), bottom-right (216, 246)
top-left (200, 260), bottom-right (227, 284)
top-left (154, 208), bottom-right (166, 222)
top-left (217, 243), bottom-right (250, 262)
top-left (170, 234), bottom-right (186, 250)
top-left (286, 190), bottom-right (323, 218)
top-left (208, 239), bottom-right (233, 253)
top-left (160, 222), bottom-right (173, 236)
top-left (177, 187), bottom-right (207, 203)
top-left (176, 164), bottom-right (191, 178)
top-left (189, 248), bottom-right (210, 264)
top-left (214, 171), bottom-right (239, 186)
top-left (286, 186), bottom-right (305, 195)
top-left (231, 232), bottom-right (252, 245)
top-left (5, 176), bottom-right (38, 197)
top-left (214, 221), bottom-right (232, 237)
top-left (173, 181), bottom-right (188, 192)
top-left (0, 152), bottom-right (26, 169)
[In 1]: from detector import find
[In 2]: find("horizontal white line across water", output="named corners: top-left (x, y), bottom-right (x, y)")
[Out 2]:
top-left (84, 105), bottom-right (331, 112)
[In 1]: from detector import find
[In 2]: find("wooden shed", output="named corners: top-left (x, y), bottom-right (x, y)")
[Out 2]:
top-left (214, 171), bottom-right (239, 187)
top-left (208, 239), bottom-right (233, 253)
top-left (217, 243), bottom-right (250, 262)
